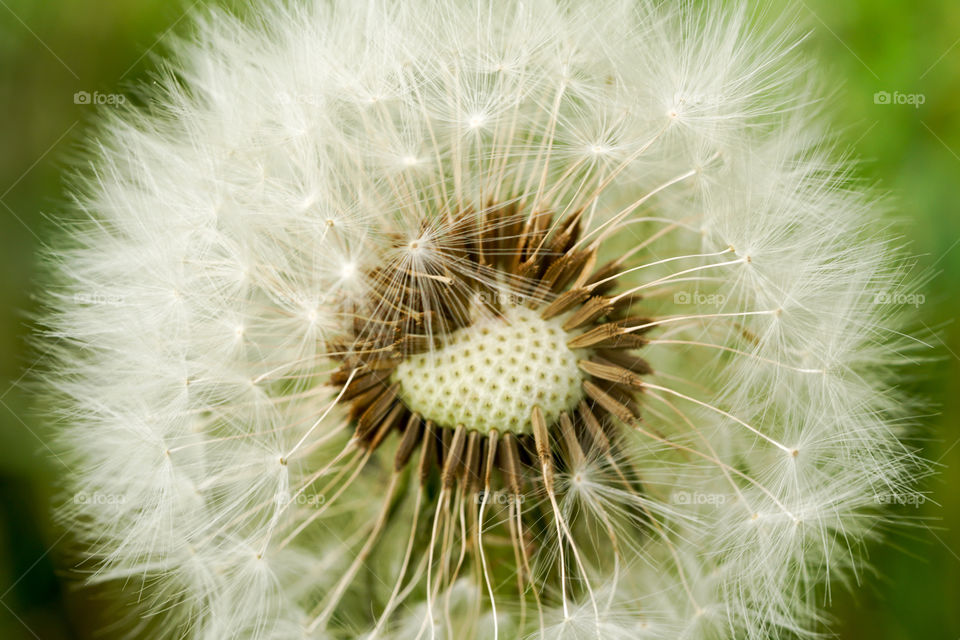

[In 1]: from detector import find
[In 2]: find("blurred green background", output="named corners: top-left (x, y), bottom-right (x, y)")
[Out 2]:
top-left (0, 1), bottom-right (957, 638)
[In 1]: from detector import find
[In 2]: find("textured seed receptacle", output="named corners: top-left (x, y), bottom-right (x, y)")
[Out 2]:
top-left (392, 305), bottom-right (587, 434)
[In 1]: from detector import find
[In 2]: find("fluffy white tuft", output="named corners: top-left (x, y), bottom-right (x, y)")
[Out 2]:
top-left (41, 1), bottom-right (925, 639)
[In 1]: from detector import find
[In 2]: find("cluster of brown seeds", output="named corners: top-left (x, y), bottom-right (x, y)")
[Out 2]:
top-left (328, 203), bottom-right (654, 495)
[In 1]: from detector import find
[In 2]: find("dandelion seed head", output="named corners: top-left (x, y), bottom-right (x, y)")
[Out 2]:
top-left (40, 1), bottom-right (926, 639)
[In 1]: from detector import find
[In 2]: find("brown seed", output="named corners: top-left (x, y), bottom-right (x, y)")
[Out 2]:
top-left (418, 420), bottom-right (438, 486)
top-left (348, 384), bottom-right (389, 421)
top-left (462, 430), bottom-right (483, 492)
top-left (499, 433), bottom-right (523, 495)
top-left (483, 429), bottom-right (500, 489)
top-left (578, 359), bottom-right (644, 388)
top-left (540, 249), bottom-right (592, 293)
top-left (355, 383), bottom-right (400, 439)
top-left (442, 425), bottom-right (468, 489)
top-left (530, 406), bottom-right (554, 492)
top-left (562, 295), bottom-right (614, 331)
top-left (540, 287), bottom-right (593, 320)
top-left (340, 369), bottom-right (394, 401)
top-left (583, 379), bottom-right (638, 424)
top-left (594, 349), bottom-right (653, 375)
top-left (558, 412), bottom-right (585, 468)
top-left (366, 403), bottom-right (407, 450)
top-left (567, 322), bottom-right (647, 349)
top-left (578, 400), bottom-right (612, 454)
top-left (394, 413), bottom-right (423, 472)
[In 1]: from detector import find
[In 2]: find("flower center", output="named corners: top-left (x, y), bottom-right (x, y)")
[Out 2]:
top-left (392, 305), bottom-right (586, 435)
top-left (327, 205), bottom-right (654, 484)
